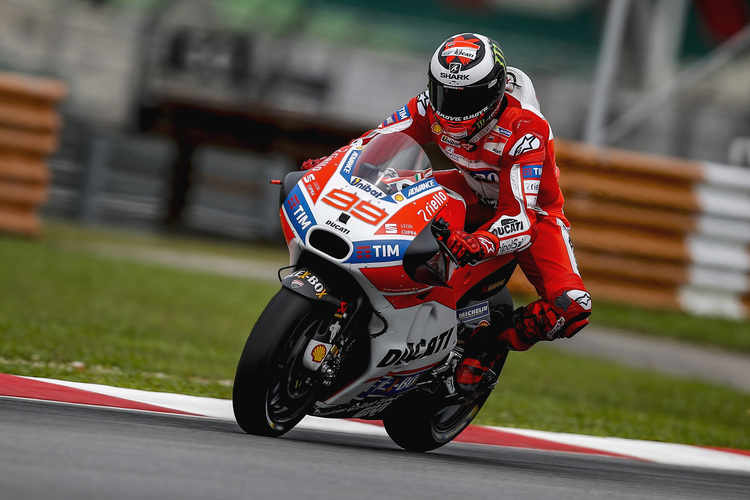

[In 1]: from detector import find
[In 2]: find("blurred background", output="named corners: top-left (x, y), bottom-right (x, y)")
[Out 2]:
top-left (3, 1), bottom-right (749, 449)
top-left (1, 0), bottom-right (748, 242)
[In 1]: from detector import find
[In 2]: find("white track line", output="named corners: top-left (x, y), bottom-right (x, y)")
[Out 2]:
top-left (19, 376), bottom-right (750, 473)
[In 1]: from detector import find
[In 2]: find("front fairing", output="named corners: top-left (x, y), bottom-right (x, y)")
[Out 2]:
top-left (280, 133), bottom-right (450, 288)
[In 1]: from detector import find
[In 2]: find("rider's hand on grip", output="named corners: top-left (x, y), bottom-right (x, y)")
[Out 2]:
top-left (301, 157), bottom-right (326, 170)
top-left (446, 230), bottom-right (483, 266)
top-left (446, 229), bottom-right (499, 266)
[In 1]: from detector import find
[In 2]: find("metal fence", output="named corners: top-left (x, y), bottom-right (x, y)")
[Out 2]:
top-left (45, 123), bottom-right (289, 241)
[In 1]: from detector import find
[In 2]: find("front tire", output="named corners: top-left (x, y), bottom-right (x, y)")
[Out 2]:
top-left (232, 288), bottom-right (325, 437)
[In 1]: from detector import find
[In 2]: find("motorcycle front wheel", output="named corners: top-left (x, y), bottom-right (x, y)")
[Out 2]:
top-left (232, 288), bottom-right (324, 437)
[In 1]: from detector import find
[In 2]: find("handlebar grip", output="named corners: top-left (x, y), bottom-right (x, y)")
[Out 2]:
top-left (432, 218), bottom-right (460, 266)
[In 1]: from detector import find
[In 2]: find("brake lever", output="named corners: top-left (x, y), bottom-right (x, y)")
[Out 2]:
top-left (432, 218), bottom-right (460, 266)
top-left (436, 237), bottom-right (460, 266)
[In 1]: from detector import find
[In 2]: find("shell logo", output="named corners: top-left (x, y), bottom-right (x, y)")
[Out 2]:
top-left (432, 123), bottom-right (442, 134)
top-left (311, 344), bottom-right (327, 363)
top-left (477, 320), bottom-right (490, 328)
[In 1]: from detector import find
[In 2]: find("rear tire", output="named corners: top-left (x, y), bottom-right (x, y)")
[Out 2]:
top-left (382, 390), bottom-right (491, 452)
top-left (232, 288), bottom-right (325, 437)
top-left (382, 350), bottom-right (509, 452)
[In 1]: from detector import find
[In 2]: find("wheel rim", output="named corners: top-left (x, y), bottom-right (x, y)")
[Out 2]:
top-left (265, 314), bottom-right (324, 429)
top-left (430, 395), bottom-right (485, 442)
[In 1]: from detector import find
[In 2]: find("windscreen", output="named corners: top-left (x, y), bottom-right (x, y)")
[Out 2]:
top-left (350, 132), bottom-right (432, 195)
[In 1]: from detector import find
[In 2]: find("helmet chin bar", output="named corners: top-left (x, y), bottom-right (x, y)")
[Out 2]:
top-left (437, 98), bottom-right (503, 142)
top-left (441, 120), bottom-right (471, 139)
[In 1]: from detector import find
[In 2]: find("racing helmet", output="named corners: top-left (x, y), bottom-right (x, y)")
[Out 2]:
top-left (428, 33), bottom-right (507, 140)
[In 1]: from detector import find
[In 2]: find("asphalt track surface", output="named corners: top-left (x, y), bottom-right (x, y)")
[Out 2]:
top-left (2, 397), bottom-right (748, 500)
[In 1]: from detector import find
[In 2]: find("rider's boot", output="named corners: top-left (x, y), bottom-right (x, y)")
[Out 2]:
top-left (455, 326), bottom-right (504, 395)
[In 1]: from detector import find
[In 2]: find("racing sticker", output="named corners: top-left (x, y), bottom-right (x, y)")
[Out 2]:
top-left (379, 105), bottom-right (412, 132)
top-left (403, 177), bottom-right (438, 199)
top-left (566, 289), bottom-right (592, 311)
top-left (522, 165), bottom-right (542, 209)
top-left (376, 327), bottom-right (455, 368)
top-left (483, 131), bottom-right (509, 156)
top-left (490, 216), bottom-right (525, 237)
top-left (283, 269), bottom-right (329, 299)
top-left (339, 149), bottom-right (362, 179)
top-left (457, 301), bottom-right (490, 324)
top-left (356, 368), bottom-right (430, 398)
top-left (416, 92), bottom-right (429, 116)
top-left (377, 222), bottom-right (417, 237)
top-left (510, 133), bottom-right (541, 156)
top-left (321, 188), bottom-right (389, 225)
top-left (284, 185), bottom-right (316, 240)
top-left (347, 239), bottom-right (411, 263)
top-left (300, 169), bottom-right (335, 204)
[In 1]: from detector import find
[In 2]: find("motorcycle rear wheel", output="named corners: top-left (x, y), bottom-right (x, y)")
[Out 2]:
top-left (382, 390), bottom-right (492, 452)
top-left (233, 288), bottom-right (324, 437)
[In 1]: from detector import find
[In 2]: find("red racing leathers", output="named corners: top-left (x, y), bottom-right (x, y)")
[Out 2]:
top-left (357, 67), bottom-right (592, 351)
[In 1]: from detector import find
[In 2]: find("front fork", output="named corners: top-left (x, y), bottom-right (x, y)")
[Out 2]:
top-left (280, 266), bottom-right (370, 389)
top-left (301, 294), bottom-right (368, 388)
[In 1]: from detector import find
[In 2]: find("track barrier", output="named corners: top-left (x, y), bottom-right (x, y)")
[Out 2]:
top-left (508, 139), bottom-right (750, 318)
top-left (1, 68), bottom-right (746, 318)
top-left (0, 71), bottom-right (66, 236)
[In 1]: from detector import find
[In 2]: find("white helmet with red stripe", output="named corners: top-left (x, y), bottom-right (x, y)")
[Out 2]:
top-left (428, 33), bottom-right (507, 140)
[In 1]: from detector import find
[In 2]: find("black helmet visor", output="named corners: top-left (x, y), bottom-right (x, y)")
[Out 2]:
top-left (428, 79), bottom-right (501, 121)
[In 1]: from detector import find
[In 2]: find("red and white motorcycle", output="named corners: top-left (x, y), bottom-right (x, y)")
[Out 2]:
top-left (233, 131), bottom-right (517, 451)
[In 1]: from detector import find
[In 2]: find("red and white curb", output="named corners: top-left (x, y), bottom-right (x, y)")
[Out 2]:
top-left (2, 373), bottom-right (749, 473)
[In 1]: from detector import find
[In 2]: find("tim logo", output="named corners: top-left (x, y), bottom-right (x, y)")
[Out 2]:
top-left (522, 166), bottom-right (542, 179)
top-left (355, 244), bottom-right (400, 260)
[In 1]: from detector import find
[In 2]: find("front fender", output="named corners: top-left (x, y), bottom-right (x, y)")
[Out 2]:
top-left (281, 268), bottom-right (343, 308)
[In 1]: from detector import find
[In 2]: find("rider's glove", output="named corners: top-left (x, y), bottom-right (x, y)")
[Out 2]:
top-left (301, 157), bottom-right (326, 170)
top-left (497, 289), bottom-right (592, 351)
top-left (446, 230), bottom-right (499, 266)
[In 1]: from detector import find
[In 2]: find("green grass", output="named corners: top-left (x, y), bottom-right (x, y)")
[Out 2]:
top-left (487, 347), bottom-right (750, 449)
top-left (0, 231), bottom-right (276, 396)
top-left (44, 221), bottom-right (750, 353)
top-left (42, 221), bottom-right (289, 266)
top-left (581, 301), bottom-right (750, 353)
top-left (1, 222), bottom-right (749, 450)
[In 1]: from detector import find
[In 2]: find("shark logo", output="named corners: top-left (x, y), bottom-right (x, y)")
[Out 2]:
top-left (510, 133), bottom-right (541, 156)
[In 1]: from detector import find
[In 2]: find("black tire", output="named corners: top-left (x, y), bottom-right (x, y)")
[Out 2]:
top-left (382, 390), bottom-right (492, 452)
top-left (232, 288), bottom-right (325, 437)
top-left (382, 351), bottom-right (508, 452)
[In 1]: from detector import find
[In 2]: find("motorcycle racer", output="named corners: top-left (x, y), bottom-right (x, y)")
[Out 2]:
top-left (302, 33), bottom-right (591, 394)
